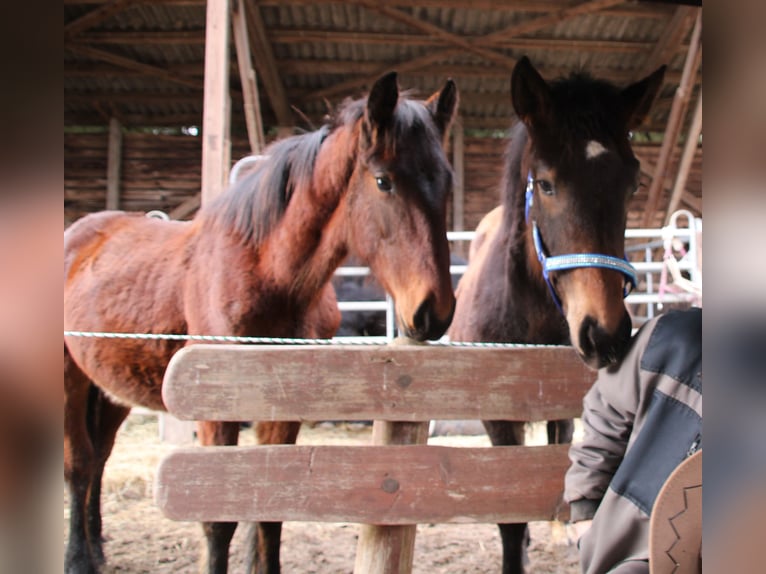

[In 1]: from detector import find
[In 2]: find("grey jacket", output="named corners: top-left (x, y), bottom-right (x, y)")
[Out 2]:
top-left (564, 308), bottom-right (702, 574)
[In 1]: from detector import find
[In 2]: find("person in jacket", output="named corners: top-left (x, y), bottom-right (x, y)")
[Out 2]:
top-left (564, 307), bottom-right (702, 573)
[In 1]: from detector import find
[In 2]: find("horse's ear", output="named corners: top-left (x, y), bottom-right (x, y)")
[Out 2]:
top-left (366, 71), bottom-right (399, 131)
top-left (511, 56), bottom-right (553, 130)
top-left (621, 65), bottom-right (666, 130)
top-left (426, 78), bottom-right (459, 137)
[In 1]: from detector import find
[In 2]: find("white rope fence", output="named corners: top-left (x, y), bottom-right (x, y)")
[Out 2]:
top-left (63, 330), bottom-right (561, 349)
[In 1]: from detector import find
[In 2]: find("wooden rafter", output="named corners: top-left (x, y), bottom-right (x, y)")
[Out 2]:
top-left (664, 92), bottom-right (702, 223)
top-left (636, 4), bottom-right (696, 80)
top-left (232, 0), bottom-right (265, 153)
top-left (65, 44), bottom-right (205, 90)
top-left (273, 31), bottom-right (656, 54)
top-left (244, 0), bottom-right (293, 129)
top-left (66, 59), bottom-right (691, 88)
top-left (481, 0), bottom-right (624, 43)
top-left (65, 0), bottom-right (138, 37)
top-left (352, 1), bottom-right (518, 70)
top-left (642, 9), bottom-right (701, 226)
top-left (65, 0), bottom-right (673, 18)
top-left (299, 0), bottom-right (627, 103)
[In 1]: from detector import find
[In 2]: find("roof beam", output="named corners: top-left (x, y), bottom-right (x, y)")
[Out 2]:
top-left (299, 0), bottom-right (626, 103)
top-left (481, 0), bottom-right (624, 43)
top-left (244, 0), bottom-right (293, 128)
top-left (351, 1), bottom-right (518, 71)
top-left (232, 0), bottom-right (265, 152)
top-left (642, 9), bottom-right (701, 226)
top-left (65, 0), bottom-right (138, 38)
top-left (65, 44), bottom-right (205, 90)
top-left (71, 28), bottom-right (664, 57)
top-left (272, 30), bottom-right (655, 54)
top-left (71, 30), bottom-right (207, 45)
top-left (636, 4), bottom-right (696, 80)
top-left (65, 0), bottom-right (675, 19)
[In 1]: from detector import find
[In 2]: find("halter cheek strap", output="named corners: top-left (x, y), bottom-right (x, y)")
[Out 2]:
top-left (526, 172), bottom-right (637, 313)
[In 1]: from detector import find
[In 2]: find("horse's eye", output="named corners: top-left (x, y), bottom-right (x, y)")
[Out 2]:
top-left (536, 179), bottom-right (555, 196)
top-left (375, 175), bottom-right (394, 194)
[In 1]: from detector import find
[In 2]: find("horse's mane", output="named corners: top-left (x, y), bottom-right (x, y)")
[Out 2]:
top-left (203, 89), bottom-right (434, 248)
top-left (500, 122), bottom-right (529, 250)
top-left (202, 124), bottom-right (330, 247)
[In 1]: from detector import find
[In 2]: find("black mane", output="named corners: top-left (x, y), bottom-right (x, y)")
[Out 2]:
top-left (203, 124), bottom-right (330, 247)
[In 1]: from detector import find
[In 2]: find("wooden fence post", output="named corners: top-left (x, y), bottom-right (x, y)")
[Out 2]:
top-left (353, 338), bottom-right (430, 574)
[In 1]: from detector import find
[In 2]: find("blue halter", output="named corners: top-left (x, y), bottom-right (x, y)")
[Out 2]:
top-left (525, 172), bottom-right (637, 313)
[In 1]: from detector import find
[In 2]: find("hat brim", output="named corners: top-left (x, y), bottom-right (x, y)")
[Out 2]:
top-left (649, 449), bottom-right (702, 574)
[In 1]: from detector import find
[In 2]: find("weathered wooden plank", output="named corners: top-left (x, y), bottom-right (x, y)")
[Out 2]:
top-left (162, 345), bottom-right (594, 421)
top-left (155, 444), bottom-right (571, 524)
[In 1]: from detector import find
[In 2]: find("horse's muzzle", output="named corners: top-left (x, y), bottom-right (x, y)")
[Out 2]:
top-left (577, 311), bottom-right (633, 369)
top-left (404, 296), bottom-right (455, 341)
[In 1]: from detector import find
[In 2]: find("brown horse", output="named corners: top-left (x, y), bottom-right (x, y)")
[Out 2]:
top-left (64, 71), bottom-right (458, 574)
top-left (448, 57), bottom-right (665, 573)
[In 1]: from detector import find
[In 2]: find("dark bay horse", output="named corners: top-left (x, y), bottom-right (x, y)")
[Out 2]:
top-left (64, 71), bottom-right (458, 574)
top-left (448, 57), bottom-right (665, 573)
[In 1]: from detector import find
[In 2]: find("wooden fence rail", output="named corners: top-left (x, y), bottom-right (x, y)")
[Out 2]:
top-left (155, 343), bottom-right (596, 573)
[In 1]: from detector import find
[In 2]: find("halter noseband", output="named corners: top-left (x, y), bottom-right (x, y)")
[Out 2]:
top-left (525, 172), bottom-right (637, 313)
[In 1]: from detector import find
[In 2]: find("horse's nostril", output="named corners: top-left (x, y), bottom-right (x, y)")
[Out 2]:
top-left (413, 298), bottom-right (432, 338)
top-left (408, 296), bottom-right (453, 341)
top-left (578, 313), bottom-right (633, 368)
top-left (579, 316), bottom-right (598, 361)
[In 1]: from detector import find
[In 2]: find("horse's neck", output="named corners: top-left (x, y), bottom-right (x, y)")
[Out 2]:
top-left (264, 127), bottom-right (357, 300)
top-left (493, 216), bottom-right (568, 344)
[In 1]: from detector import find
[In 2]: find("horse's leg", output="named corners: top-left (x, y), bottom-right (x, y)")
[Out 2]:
top-left (85, 387), bottom-right (131, 566)
top-left (197, 420), bottom-right (240, 574)
top-left (64, 350), bottom-right (98, 574)
top-left (546, 419), bottom-right (574, 444)
top-left (244, 421), bottom-right (302, 574)
top-left (483, 420), bottom-right (529, 574)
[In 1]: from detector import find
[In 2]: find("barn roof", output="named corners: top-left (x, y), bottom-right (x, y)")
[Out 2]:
top-left (64, 0), bottom-right (702, 227)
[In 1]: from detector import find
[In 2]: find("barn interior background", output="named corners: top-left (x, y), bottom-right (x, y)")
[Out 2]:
top-left (64, 0), bottom-right (702, 235)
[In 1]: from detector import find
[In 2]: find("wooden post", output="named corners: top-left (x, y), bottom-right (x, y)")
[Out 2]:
top-left (201, 0), bottom-right (232, 204)
top-left (106, 117), bottom-right (122, 210)
top-left (664, 92), bottom-right (702, 224)
top-left (231, 0), bottom-right (265, 154)
top-left (353, 338), bottom-right (430, 574)
top-left (160, 0), bottom-right (231, 443)
top-left (451, 118), bottom-right (465, 258)
top-left (642, 10), bottom-right (701, 226)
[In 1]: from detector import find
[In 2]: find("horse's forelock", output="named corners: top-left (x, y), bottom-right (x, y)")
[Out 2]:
top-left (547, 74), bottom-right (628, 150)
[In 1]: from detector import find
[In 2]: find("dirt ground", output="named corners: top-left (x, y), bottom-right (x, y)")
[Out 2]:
top-left (63, 413), bottom-right (581, 573)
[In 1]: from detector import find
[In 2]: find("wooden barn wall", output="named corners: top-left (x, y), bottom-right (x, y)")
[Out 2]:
top-left (459, 136), bottom-right (506, 232)
top-left (64, 132), bottom-right (250, 226)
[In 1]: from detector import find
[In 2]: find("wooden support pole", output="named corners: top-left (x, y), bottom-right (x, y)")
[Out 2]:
top-left (664, 92), bottom-right (702, 224)
top-left (452, 118), bottom-right (465, 233)
top-left (232, 0), bottom-right (265, 154)
top-left (105, 117), bottom-right (122, 210)
top-left (451, 118), bottom-right (465, 258)
top-left (353, 420), bottom-right (429, 574)
top-left (353, 338), bottom-right (430, 574)
top-left (245, 0), bottom-right (293, 132)
top-left (642, 10), bottom-right (701, 226)
top-left (201, 0), bottom-right (232, 204)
